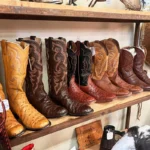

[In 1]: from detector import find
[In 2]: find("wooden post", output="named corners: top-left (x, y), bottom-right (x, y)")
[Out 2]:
top-left (125, 22), bottom-right (141, 129)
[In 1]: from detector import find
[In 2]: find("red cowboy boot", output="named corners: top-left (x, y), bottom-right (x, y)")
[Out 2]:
top-left (67, 41), bottom-right (96, 104)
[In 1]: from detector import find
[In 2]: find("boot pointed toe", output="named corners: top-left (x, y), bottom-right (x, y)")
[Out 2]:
top-left (80, 105), bottom-right (94, 115)
top-left (55, 107), bottom-right (68, 117)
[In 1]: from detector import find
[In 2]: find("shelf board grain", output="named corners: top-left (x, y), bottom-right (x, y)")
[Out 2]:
top-left (11, 91), bottom-right (150, 147)
top-left (0, 1), bottom-right (150, 22)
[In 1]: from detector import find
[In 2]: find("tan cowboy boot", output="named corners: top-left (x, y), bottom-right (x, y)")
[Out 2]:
top-left (103, 39), bottom-right (143, 94)
top-left (91, 41), bottom-right (130, 97)
top-left (0, 83), bottom-right (24, 138)
top-left (1, 40), bottom-right (50, 130)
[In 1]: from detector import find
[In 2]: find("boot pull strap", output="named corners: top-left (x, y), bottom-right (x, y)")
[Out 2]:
top-left (84, 40), bottom-right (90, 47)
top-left (0, 99), bottom-right (6, 127)
top-left (30, 36), bottom-right (36, 41)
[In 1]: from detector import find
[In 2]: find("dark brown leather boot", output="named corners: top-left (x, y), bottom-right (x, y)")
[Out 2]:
top-left (91, 41), bottom-right (130, 97)
top-left (45, 37), bottom-right (93, 116)
top-left (103, 39), bottom-right (143, 94)
top-left (133, 47), bottom-right (150, 85)
top-left (75, 41), bottom-right (115, 102)
top-left (0, 100), bottom-right (11, 150)
top-left (67, 41), bottom-right (96, 104)
top-left (17, 36), bottom-right (68, 118)
top-left (119, 47), bottom-right (150, 91)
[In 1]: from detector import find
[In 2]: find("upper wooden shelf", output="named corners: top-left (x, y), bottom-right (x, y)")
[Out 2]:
top-left (11, 91), bottom-right (150, 147)
top-left (0, 1), bottom-right (150, 22)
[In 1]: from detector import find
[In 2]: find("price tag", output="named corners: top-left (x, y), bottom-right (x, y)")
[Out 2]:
top-left (107, 131), bottom-right (113, 140)
top-left (0, 99), bottom-right (9, 112)
top-left (90, 47), bottom-right (96, 56)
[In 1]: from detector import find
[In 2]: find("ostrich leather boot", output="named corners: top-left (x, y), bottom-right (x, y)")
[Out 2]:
top-left (119, 47), bottom-right (150, 91)
top-left (67, 41), bottom-right (96, 104)
top-left (75, 41), bottom-right (115, 103)
top-left (1, 40), bottom-right (50, 130)
top-left (103, 39), bottom-right (143, 94)
top-left (133, 47), bottom-right (150, 85)
top-left (45, 38), bottom-right (93, 116)
top-left (17, 36), bottom-right (67, 118)
top-left (91, 41), bottom-right (130, 97)
top-left (0, 83), bottom-right (24, 138)
top-left (0, 99), bottom-right (11, 150)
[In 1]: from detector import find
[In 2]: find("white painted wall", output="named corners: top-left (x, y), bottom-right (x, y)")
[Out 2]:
top-left (0, 1), bottom-right (150, 150)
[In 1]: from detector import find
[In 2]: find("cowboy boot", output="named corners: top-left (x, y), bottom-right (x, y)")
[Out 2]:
top-left (103, 39), bottom-right (143, 94)
top-left (119, 47), bottom-right (150, 91)
top-left (1, 40), bottom-right (50, 130)
top-left (133, 47), bottom-right (150, 85)
top-left (45, 37), bottom-right (93, 116)
top-left (90, 41), bottom-right (130, 97)
top-left (75, 41), bottom-right (115, 103)
top-left (67, 41), bottom-right (96, 104)
top-left (17, 36), bottom-right (68, 118)
top-left (0, 83), bottom-right (25, 138)
top-left (0, 100), bottom-right (12, 150)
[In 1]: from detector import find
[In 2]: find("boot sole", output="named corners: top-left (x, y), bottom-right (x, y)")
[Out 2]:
top-left (47, 112), bottom-right (68, 118)
top-left (131, 89), bottom-right (143, 94)
top-left (116, 92), bottom-right (132, 98)
top-left (9, 129), bottom-right (26, 139)
top-left (69, 109), bottom-right (94, 116)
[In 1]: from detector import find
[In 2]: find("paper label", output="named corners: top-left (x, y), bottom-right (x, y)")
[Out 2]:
top-left (107, 131), bottom-right (113, 140)
top-left (0, 99), bottom-right (9, 112)
top-left (70, 146), bottom-right (76, 150)
top-left (124, 48), bottom-right (136, 57)
top-left (90, 47), bottom-right (96, 56)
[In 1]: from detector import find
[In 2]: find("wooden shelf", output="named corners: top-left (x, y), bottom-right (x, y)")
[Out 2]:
top-left (0, 1), bottom-right (150, 22)
top-left (11, 91), bottom-right (150, 147)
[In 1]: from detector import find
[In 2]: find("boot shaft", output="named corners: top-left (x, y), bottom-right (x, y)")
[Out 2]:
top-left (1, 40), bottom-right (29, 95)
top-left (67, 41), bottom-right (77, 86)
top-left (45, 38), bottom-right (68, 97)
top-left (133, 47), bottom-right (145, 73)
top-left (17, 36), bottom-right (45, 94)
top-left (102, 39), bottom-right (120, 78)
top-left (75, 41), bottom-right (92, 86)
top-left (89, 41), bottom-right (108, 81)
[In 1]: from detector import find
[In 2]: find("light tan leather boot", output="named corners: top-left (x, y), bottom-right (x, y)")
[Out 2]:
top-left (103, 39), bottom-right (143, 94)
top-left (1, 40), bottom-right (50, 130)
top-left (0, 83), bottom-right (24, 138)
top-left (91, 41), bottom-right (131, 97)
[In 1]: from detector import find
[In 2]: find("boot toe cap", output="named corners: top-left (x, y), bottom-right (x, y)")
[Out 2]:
top-left (80, 105), bottom-right (94, 115)
top-left (55, 107), bottom-right (68, 117)
top-left (8, 124), bottom-right (25, 138)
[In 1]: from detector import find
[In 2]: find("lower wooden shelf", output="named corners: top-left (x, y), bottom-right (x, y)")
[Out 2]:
top-left (11, 91), bottom-right (150, 147)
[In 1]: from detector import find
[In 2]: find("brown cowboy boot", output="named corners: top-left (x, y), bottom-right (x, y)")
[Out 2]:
top-left (91, 41), bottom-right (130, 97)
top-left (17, 36), bottom-right (68, 118)
top-left (45, 37), bottom-right (93, 116)
top-left (0, 83), bottom-right (24, 138)
top-left (0, 99), bottom-right (11, 150)
top-left (67, 41), bottom-right (96, 104)
top-left (133, 47), bottom-right (150, 85)
top-left (75, 41), bottom-right (115, 102)
top-left (1, 40), bottom-right (50, 130)
top-left (119, 47), bottom-right (150, 91)
top-left (103, 39), bottom-right (143, 94)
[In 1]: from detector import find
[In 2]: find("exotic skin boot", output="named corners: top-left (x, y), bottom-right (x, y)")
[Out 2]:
top-left (90, 41), bottom-right (130, 97)
top-left (119, 47), bottom-right (150, 91)
top-left (0, 99), bottom-right (11, 150)
top-left (1, 40), bottom-right (50, 130)
top-left (45, 37), bottom-right (93, 116)
top-left (17, 36), bottom-right (67, 118)
top-left (0, 83), bottom-right (24, 138)
top-left (103, 39), bottom-right (143, 94)
top-left (67, 41), bottom-right (96, 104)
top-left (75, 41), bottom-right (115, 102)
top-left (133, 47), bottom-right (150, 85)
